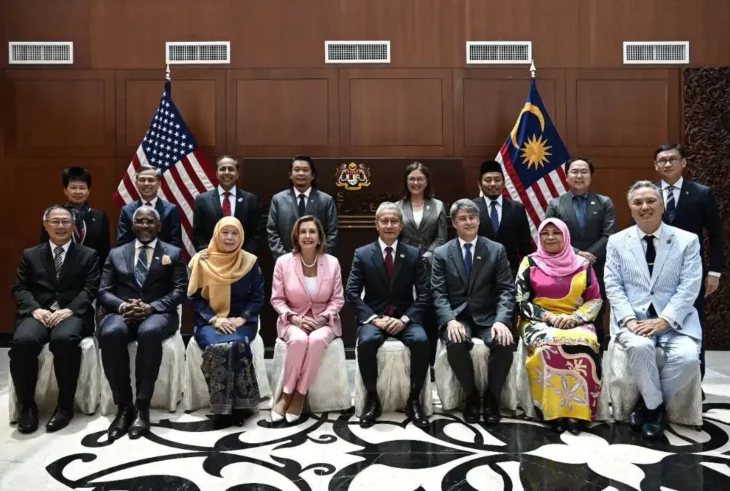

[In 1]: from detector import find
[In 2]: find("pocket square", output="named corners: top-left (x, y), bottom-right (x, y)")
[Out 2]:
top-left (161, 255), bottom-right (172, 265)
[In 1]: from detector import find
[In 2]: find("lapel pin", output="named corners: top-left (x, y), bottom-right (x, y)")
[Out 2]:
top-left (685, 191), bottom-right (689, 195)
top-left (477, 256), bottom-right (482, 260)
top-left (237, 197), bottom-right (243, 202)
top-left (426, 205), bottom-right (430, 210)
top-left (667, 238), bottom-right (673, 244)
top-left (154, 257), bottom-right (160, 260)
top-left (590, 201), bottom-right (595, 205)
top-left (400, 253), bottom-right (405, 258)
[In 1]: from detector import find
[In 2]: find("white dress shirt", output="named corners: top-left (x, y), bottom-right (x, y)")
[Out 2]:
top-left (218, 185), bottom-right (237, 215)
top-left (134, 238), bottom-right (157, 265)
top-left (458, 237), bottom-right (478, 262)
top-left (661, 178), bottom-right (683, 208)
top-left (141, 196), bottom-right (159, 208)
top-left (49, 240), bottom-right (72, 266)
top-left (294, 186), bottom-right (312, 202)
top-left (637, 224), bottom-right (663, 254)
top-left (378, 238), bottom-right (398, 259)
top-left (483, 195), bottom-right (503, 223)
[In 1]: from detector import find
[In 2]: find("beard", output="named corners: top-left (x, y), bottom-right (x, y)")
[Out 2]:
top-left (483, 191), bottom-right (502, 200)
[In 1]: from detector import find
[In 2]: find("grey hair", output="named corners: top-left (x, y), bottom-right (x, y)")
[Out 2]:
top-left (132, 205), bottom-right (161, 222)
top-left (136, 165), bottom-right (162, 180)
top-left (449, 198), bottom-right (480, 222)
top-left (375, 202), bottom-right (403, 221)
top-left (626, 180), bottom-right (663, 207)
top-left (42, 205), bottom-right (71, 222)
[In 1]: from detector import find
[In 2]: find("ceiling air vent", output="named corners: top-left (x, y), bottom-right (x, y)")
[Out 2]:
top-left (325, 41), bottom-right (390, 64)
top-left (166, 41), bottom-right (230, 64)
top-left (467, 41), bottom-right (532, 64)
top-left (623, 41), bottom-right (689, 64)
top-left (9, 42), bottom-right (73, 64)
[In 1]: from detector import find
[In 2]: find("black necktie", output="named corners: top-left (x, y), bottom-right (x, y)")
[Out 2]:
top-left (298, 194), bottom-right (306, 217)
top-left (135, 245), bottom-right (149, 288)
top-left (644, 235), bottom-right (658, 317)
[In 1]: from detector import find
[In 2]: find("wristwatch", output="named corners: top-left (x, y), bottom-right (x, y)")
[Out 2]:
top-left (400, 315), bottom-right (411, 325)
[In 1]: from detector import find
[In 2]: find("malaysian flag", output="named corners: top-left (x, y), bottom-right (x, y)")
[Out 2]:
top-left (114, 78), bottom-right (216, 258)
top-left (494, 78), bottom-right (570, 239)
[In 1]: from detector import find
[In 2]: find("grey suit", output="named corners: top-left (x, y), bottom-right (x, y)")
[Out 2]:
top-left (431, 237), bottom-right (516, 402)
top-left (266, 188), bottom-right (338, 259)
top-left (397, 198), bottom-right (447, 259)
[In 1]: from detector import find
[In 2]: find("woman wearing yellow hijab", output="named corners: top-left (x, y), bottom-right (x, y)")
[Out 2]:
top-left (188, 217), bottom-right (264, 423)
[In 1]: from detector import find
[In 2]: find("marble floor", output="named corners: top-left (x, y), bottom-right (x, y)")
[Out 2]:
top-left (1, 349), bottom-right (730, 490)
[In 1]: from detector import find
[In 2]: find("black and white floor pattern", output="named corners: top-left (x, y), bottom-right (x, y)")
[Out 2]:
top-left (2, 352), bottom-right (730, 491)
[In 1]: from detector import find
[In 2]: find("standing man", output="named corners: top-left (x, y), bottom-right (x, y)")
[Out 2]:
top-left (192, 155), bottom-right (262, 253)
top-left (474, 160), bottom-right (533, 277)
top-left (267, 155), bottom-right (338, 260)
top-left (116, 166), bottom-right (183, 249)
top-left (654, 144), bottom-right (724, 380)
top-left (431, 199), bottom-right (516, 424)
top-left (546, 157), bottom-right (617, 349)
top-left (11, 206), bottom-right (99, 433)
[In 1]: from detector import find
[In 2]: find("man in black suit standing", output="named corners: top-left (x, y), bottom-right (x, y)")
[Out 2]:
top-left (431, 199), bottom-right (516, 424)
top-left (267, 155), bottom-right (338, 259)
top-left (99, 206), bottom-right (187, 440)
top-left (474, 160), bottom-right (533, 277)
top-left (11, 205), bottom-right (99, 433)
top-left (192, 155), bottom-right (261, 253)
top-left (546, 157), bottom-right (617, 349)
top-left (116, 166), bottom-right (183, 249)
top-left (346, 202), bottom-right (430, 428)
top-left (654, 144), bottom-right (724, 379)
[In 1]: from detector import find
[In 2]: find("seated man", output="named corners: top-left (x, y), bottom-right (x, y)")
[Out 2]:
top-left (345, 202), bottom-right (430, 428)
top-left (11, 205), bottom-right (99, 433)
top-left (431, 199), bottom-right (516, 424)
top-left (605, 180), bottom-right (702, 439)
top-left (99, 205), bottom-right (187, 440)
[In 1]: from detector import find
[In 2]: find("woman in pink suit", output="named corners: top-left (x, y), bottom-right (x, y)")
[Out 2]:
top-left (270, 216), bottom-right (344, 423)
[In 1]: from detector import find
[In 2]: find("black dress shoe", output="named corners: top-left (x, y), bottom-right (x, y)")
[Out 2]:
top-left (128, 407), bottom-right (151, 440)
top-left (642, 403), bottom-right (666, 439)
top-left (629, 399), bottom-right (647, 432)
top-left (108, 405), bottom-right (135, 440)
top-left (360, 395), bottom-right (382, 428)
top-left (567, 418), bottom-right (587, 435)
top-left (17, 405), bottom-right (39, 434)
top-left (551, 418), bottom-right (568, 433)
top-left (483, 393), bottom-right (501, 425)
top-left (463, 392), bottom-right (481, 424)
top-left (46, 407), bottom-right (74, 432)
top-left (405, 397), bottom-right (430, 428)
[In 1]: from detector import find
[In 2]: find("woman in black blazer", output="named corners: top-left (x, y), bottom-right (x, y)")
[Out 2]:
top-left (40, 167), bottom-right (110, 269)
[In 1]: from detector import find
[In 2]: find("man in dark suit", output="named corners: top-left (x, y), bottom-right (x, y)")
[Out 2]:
top-left (546, 157), bottom-right (617, 349)
top-left (99, 205), bottom-right (187, 440)
top-left (116, 165), bottom-right (183, 249)
top-left (41, 167), bottom-right (111, 269)
top-left (346, 202), bottom-right (430, 428)
top-left (431, 199), bottom-right (516, 424)
top-left (654, 144), bottom-right (724, 379)
top-left (192, 155), bottom-right (261, 253)
top-left (267, 155), bottom-right (338, 259)
top-left (474, 160), bottom-right (533, 277)
top-left (11, 205), bottom-right (99, 433)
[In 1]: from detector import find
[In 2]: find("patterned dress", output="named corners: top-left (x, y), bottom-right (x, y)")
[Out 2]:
top-left (516, 256), bottom-right (603, 421)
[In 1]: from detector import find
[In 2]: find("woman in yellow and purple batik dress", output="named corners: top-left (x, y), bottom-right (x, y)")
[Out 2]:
top-left (516, 218), bottom-right (602, 435)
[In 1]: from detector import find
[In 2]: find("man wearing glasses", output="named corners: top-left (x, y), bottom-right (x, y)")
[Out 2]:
top-left (653, 144), bottom-right (724, 381)
top-left (10, 206), bottom-right (100, 433)
top-left (546, 157), bottom-right (617, 350)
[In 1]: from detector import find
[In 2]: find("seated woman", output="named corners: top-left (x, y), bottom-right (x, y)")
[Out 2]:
top-left (270, 216), bottom-right (344, 423)
top-left (188, 217), bottom-right (264, 425)
top-left (516, 218), bottom-right (602, 434)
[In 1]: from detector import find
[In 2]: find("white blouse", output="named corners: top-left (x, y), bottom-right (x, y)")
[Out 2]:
top-left (305, 276), bottom-right (317, 296)
top-left (413, 209), bottom-right (424, 227)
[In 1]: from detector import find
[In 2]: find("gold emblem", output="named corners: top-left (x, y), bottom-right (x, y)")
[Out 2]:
top-left (335, 162), bottom-right (371, 191)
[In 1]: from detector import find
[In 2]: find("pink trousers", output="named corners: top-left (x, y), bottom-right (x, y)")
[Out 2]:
top-left (281, 325), bottom-right (336, 395)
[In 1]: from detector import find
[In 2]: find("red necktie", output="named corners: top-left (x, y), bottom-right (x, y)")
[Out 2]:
top-left (384, 247), bottom-right (394, 315)
top-left (221, 191), bottom-right (232, 217)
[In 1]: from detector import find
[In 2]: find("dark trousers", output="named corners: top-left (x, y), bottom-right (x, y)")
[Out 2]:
top-left (357, 322), bottom-right (429, 399)
top-left (441, 316), bottom-right (516, 403)
top-left (9, 316), bottom-right (84, 410)
top-left (99, 313), bottom-right (175, 406)
top-left (696, 281), bottom-right (706, 380)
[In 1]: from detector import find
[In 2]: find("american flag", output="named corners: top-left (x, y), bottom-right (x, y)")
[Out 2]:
top-left (114, 79), bottom-right (216, 258)
top-left (494, 79), bottom-right (569, 239)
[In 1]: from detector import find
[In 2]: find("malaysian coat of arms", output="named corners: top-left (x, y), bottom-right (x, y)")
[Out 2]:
top-left (335, 162), bottom-right (371, 191)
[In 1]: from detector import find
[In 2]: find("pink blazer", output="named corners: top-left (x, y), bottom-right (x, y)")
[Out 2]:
top-left (270, 252), bottom-right (344, 338)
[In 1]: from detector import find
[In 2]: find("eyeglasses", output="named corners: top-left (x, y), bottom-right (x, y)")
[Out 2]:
top-left (45, 220), bottom-right (72, 228)
top-left (407, 177), bottom-right (426, 183)
top-left (378, 219), bottom-right (401, 226)
top-left (568, 170), bottom-right (590, 176)
top-left (656, 157), bottom-right (681, 166)
top-left (133, 219), bottom-right (158, 226)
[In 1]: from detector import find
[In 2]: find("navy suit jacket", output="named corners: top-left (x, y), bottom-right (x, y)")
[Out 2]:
top-left (192, 188), bottom-right (261, 253)
top-left (345, 241), bottom-right (429, 326)
top-left (474, 196), bottom-right (533, 275)
top-left (116, 199), bottom-right (183, 250)
top-left (98, 240), bottom-right (188, 328)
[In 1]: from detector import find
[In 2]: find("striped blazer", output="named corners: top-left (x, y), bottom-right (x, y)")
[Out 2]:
top-left (604, 224), bottom-right (702, 340)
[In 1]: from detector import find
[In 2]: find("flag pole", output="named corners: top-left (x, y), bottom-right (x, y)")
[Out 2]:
top-left (529, 60), bottom-right (536, 79)
top-left (166, 64), bottom-right (171, 81)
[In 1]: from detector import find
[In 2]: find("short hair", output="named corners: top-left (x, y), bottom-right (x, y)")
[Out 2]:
top-left (42, 205), bottom-right (71, 222)
top-left (136, 165), bottom-right (162, 181)
top-left (132, 205), bottom-right (161, 222)
top-left (626, 180), bottom-right (663, 207)
top-left (290, 215), bottom-right (327, 255)
top-left (479, 160), bottom-right (503, 177)
top-left (216, 155), bottom-right (240, 170)
top-left (288, 155), bottom-right (319, 188)
top-left (375, 202), bottom-right (403, 221)
top-left (62, 167), bottom-right (92, 189)
top-left (401, 161), bottom-right (434, 200)
top-left (449, 198), bottom-right (480, 222)
top-left (565, 156), bottom-right (595, 175)
top-left (654, 144), bottom-right (687, 161)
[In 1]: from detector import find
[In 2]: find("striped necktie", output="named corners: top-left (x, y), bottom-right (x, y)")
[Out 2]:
top-left (135, 245), bottom-right (149, 288)
top-left (490, 201), bottom-right (500, 232)
top-left (665, 185), bottom-right (676, 222)
top-left (50, 246), bottom-right (63, 311)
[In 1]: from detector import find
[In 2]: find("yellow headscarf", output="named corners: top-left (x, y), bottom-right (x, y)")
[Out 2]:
top-left (187, 217), bottom-right (257, 318)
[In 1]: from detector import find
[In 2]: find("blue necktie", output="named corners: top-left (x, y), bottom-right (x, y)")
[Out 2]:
top-left (135, 245), bottom-right (149, 288)
top-left (574, 195), bottom-right (587, 229)
top-left (489, 201), bottom-right (499, 232)
top-left (463, 243), bottom-right (472, 278)
top-left (665, 185), bottom-right (676, 222)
